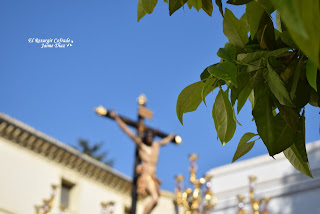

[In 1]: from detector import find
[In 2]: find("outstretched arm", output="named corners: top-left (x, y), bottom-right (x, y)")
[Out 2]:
top-left (158, 133), bottom-right (175, 146)
top-left (110, 111), bottom-right (143, 147)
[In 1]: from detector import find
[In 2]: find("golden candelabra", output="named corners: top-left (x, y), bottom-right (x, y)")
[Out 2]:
top-left (237, 176), bottom-right (271, 214)
top-left (175, 154), bottom-right (217, 214)
top-left (34, 184), bottom-right (66, 214)
top-left (101, 201), bottom-right (115, 214)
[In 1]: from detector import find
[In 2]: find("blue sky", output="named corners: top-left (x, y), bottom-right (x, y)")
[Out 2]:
top-left (0, 0), bottom-right (319, 192)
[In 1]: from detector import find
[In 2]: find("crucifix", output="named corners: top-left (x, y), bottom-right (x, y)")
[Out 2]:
top-left (95, 94), bottom-right (182, 214)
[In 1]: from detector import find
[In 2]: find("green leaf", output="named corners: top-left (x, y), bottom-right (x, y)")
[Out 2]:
top-left (280, 31), bottom-right (297, 49)
top-left (247, 59), bottom-right (264, 73)
top-left (208, 61), bottom-right (238, 87)
top-left (248, 90), bottom-right (255, 109)
top-left (239, 51), bottom-right (268, 65)
top-left (236, 82), bottom-right (251, 113)
top-left (253, 84), bottom-right (295, 156)
top-left (290, 57), bottom-right (303, 100)
top-left (232, 132), bottom-right (257, 162)
top-left (138, 0), bottom-right (147, 22)
top-left (195, 0), bottom-right (203, 11)
top-left (284, 144), bottom-right (313, 178)
top-left (169, 0), bottom-right (188, 16)
top-left (237, 70), bottom-right (262, 113)
top-left (280, 59), bottom-right (298, 83)
top-left (187, 0), bottom-right (193, 9)
top-left (276, 102), bottom-right (299, 131)
top-left (246, 1), bottom-right (265, 39)
top-left (276, 10), bottom-right (282, 32)
top-left (231, 70), bottom-right (250, 106)
top-left (192, 0), bottom-right (202, 11)
top-left (237, 53), bottom-right (247, 62)
top-left (306, 59), bottom-right (318, 92)
top-left (238, 52), bottom-right (266, 73)
top-left (200, 66), bottom-right (211, 81)
top-left (142, 0), bottom-right (158, 14)
top-left (212, 89), bottom-right (236, 145)
top-left (292, 75), bottom-right (312, 109)
top-left (274, 29), bottom-right (280, 40)
top-left (256, 0), bottom-right (274, 14)
top-left (244, 44), bottom-right (264, 53)
top-left (215, 0), bottom-right (223, 17)
top-left (256, 12), bottom-right (277, 50)
top-left (265, 48), bottom-right (290, 59)
top-left (226, 0), bottom-right (253, 5)
top-left (252, 84), bottom-right (276, 155)
top-left (201, 77), bottom-right (218, 106)
top-left (273, 113), bottom-right (295, 155)
top-left (217, 42), bottom-right (236, 62)
top-left (232, 106), bottom-right (242, 126)
top-left (176, 81), bottom-right (205, 124)
top-left (271, 0), bottom-right (308, 38)
top-left (295, 111), bottom-right (308, 162)
top-left (273, 0), bottom-right (320, 68)
top-left (309, 89), bottom-right (320, 107)
top-left (223, 8), bottom-right (249, 48)
top-left (201, 0), bottom-right (213, 16)
top-left (240, 13), bottom-right (250, 33)
top-left (267, 61), bottom-right (295, 107)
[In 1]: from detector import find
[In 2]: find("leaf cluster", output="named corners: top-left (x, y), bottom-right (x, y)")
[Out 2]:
top-left (138, 0), bottom-right (320, 177)
top-left (137, 0), bottom-right (219, 21)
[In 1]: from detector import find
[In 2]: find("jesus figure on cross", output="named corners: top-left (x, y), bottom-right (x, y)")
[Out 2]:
top-left (110, 111), bottom-right (175, 214)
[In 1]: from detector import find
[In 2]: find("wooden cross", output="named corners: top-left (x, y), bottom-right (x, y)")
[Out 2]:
top-left (95, 94), bottom-right (182, 214)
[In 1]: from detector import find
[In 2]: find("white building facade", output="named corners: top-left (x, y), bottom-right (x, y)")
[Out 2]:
top-left (207, 140), bottom-right (320, 214)
top-left (0, 113), bottom-right (175, 214)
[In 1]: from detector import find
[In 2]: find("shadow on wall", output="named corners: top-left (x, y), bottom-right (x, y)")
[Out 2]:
top-left (268, 146), bottom-right (320, 214)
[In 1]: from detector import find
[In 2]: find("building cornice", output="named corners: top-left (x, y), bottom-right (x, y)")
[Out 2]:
top-left (0, 113), bottom-right (132, 195)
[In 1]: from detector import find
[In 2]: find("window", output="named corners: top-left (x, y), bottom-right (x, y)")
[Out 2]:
top-left (60, 179), bottom-right (74, 208)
